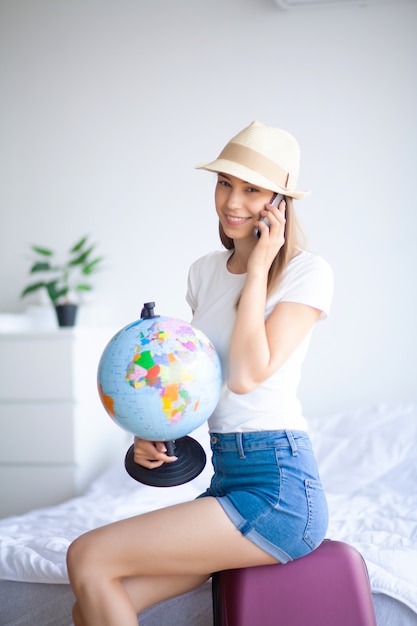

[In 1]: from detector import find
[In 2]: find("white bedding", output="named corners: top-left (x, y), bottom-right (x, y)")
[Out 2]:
top-left (0, 404), bottom-right (416, 615)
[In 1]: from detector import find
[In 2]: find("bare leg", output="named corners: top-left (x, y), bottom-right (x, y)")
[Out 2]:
top-left (67, 496), bottom-right (278, 625)
top-left (72, 573), bottom-right (209, 626)
top-left (72, 601), bottom-right (85, 626)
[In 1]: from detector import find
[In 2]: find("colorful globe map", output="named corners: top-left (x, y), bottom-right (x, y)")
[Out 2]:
top-left (97, 315), bottom-right (222, 441)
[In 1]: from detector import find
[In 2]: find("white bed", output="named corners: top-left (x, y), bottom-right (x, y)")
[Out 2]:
top-left (1, 403), bottom-right (417, 625)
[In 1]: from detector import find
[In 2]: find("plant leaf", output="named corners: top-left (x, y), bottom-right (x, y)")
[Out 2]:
top-left (69, 246), bottom-right (95, 267)
top-left (32, 245), bottom-right (54, 257)
top-left (70, 236), bottom-right (88, 254)
top-left (75, 284), bottom-right (92, 292)
top-left (21, 282), bottom-right (46, 298)
top-left (82, 257), bottom-right (103, 275)
top-left (30, 261), bottom-right (53, 273)
top-left (46, 281), bottom-right (68, 302)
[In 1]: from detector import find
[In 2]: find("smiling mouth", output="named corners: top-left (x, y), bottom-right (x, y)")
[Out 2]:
top-left (225, 215), bottom-right (251, 226)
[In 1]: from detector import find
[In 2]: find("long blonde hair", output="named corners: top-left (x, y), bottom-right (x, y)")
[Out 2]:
top-left (219, 197), bottom-right (306, 299)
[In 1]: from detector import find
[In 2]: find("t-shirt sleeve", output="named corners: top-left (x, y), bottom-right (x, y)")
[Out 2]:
top-left (272, 253), bottom-right (334, 320)
top-left (186, 259), bottom-right (200, 312)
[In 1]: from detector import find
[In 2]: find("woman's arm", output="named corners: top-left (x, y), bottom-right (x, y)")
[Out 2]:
top-left (228, 296), bottom-right (321, 394)
top-left (228, 200), bottom-right (321, 394)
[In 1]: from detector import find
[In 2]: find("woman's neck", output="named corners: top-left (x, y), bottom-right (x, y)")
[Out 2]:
top-left (226, 240), bottom-right (256, 274)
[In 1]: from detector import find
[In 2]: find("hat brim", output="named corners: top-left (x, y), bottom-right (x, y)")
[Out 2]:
top-left (195, 159), bottom-right (310, 200)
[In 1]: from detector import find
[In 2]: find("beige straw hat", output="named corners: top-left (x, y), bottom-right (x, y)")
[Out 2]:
top-left (195, 120), bottom-right (310, 200)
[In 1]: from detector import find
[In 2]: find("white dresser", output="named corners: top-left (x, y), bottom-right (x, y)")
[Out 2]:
top-left (0, 328), bottom-right (130, 518)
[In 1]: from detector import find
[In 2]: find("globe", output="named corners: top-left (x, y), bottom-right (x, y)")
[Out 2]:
top-left (97, 303), bottom-right (222, 445)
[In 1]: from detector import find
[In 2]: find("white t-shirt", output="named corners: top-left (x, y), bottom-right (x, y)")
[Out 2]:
top-left (186, 249), bottom-right (334, 433)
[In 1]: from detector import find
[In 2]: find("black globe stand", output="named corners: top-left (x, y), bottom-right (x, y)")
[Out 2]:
top-left (124, 436), bottom-right (206, 487)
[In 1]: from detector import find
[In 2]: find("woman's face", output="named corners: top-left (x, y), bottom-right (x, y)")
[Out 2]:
top-left (215, 173), bottom-right (274, 241)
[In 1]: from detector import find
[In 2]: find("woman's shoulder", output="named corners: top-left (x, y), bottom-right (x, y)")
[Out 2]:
top-left (287, 248), bottom-right (333, 280)
top-left (272, 248), bottom-right (334, 317)
top-left (186, 250), bottom-right (232, 310)
top-left (189, 250), bottom-right (230, 273)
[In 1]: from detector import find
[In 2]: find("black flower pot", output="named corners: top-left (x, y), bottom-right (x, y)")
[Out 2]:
top-left (55, 304), bottom-right (78, 327)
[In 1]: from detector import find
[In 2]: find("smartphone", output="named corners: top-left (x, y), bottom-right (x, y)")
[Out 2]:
top-left (253, 193), bottom-right (285, 239)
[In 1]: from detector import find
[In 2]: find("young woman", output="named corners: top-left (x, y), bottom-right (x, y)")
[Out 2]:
top-left (67, 120), bottom-right (334, 625)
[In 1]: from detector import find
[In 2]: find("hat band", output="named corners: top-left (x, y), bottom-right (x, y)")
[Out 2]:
top-left (218, 143), bottom-right (290, 189)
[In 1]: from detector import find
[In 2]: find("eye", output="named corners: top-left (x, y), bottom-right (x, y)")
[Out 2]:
top-left (246, 186), bottom-right (260, 194)
top-left (216, 178), bottom-right (231, 188)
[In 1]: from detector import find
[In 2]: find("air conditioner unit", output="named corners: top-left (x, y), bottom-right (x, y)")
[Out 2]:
top-left (274, 0), bottom-right (384, 8)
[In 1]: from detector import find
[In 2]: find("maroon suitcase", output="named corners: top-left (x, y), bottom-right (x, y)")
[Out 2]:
top-left (212, 540), bottom-right (377, 626)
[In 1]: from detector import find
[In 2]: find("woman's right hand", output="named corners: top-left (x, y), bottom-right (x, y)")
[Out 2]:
top-left (133, 437), bottom-right (178, 469)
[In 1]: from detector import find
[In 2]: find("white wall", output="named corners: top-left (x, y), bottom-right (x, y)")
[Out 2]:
top-left (1, 0), bottom-right (416, 417)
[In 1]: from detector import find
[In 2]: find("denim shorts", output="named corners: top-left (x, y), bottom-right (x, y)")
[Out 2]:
top-left (197, 430), bottom-right (328, 563)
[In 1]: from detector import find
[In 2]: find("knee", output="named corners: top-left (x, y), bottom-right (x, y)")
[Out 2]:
top-left (72, 601), bottom-right (85, 626)
top-left (66, 535), bottom-right (84, 584)
top-left (66, 533), bottom-right (97, 589)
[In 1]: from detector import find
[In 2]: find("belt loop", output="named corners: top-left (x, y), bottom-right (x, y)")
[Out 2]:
top-left (285, 430), bottom-right (298, 456)
top-left (236, 433), bottom-right (246, 459)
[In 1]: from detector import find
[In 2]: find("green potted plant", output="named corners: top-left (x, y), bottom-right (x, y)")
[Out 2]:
top-left (21, 235), bottom-right (104, 327)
